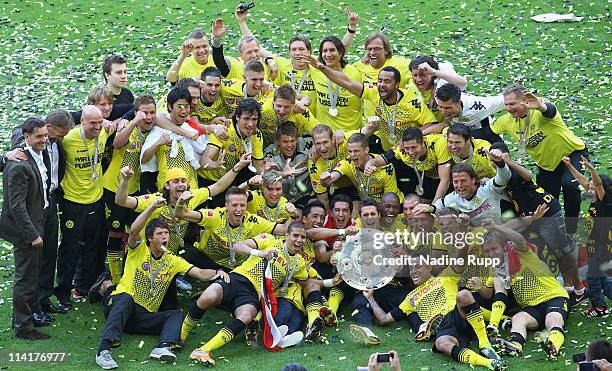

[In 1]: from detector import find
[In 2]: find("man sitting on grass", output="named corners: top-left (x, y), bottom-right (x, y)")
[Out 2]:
top-left (91, 198), bottom-right (228, 369)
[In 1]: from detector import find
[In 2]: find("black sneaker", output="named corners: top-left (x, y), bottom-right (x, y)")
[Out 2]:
top-left (480, 346), bottom-right (501, 360)
top-left (569, 290), bottom-right (588, 309)
top-left (491, 337), bottom-right (522, 357)
top-left (490, 359), bottom-right (508, 371)
top-left (305, 317), bottom-right (325, 343)
top-left (88, 271), bottom-right (112, 304)
top-left (245, 319), bottom-right (260, 347)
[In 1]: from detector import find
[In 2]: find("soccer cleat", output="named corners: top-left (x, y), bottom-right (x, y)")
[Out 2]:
top-left (490, 337), bottom-right (522, 357)
top-left (96, 350), bottom-right (118, 369)
top-left (149, 347), bottom-right (176, 363)
top-left (176, 276), bottom-right (192, 291)
top-left (280, 331), bottom-right (304, 348)
top-left (583, 306), bottom-right (610, 318)
top-left (480, 346), bottom-right (501, 361)
top-left (489, 359), bottom-right (508, 371)
top-left (349, 324), bottom-right (381, 346)
top-left (305, 316), bottom-right (325, 342)
top-left (535, 335), bottom-right (559, 361)
top-left (88, 271), bottom-right (112, 304)
top-left (319, 305), bottom-right (337, 327)
top-left (415, 313), bottom-right (443, 342)
top-left (569, 290), bottom-right (588, 309)
top-left (190, 349), bottom-right (215, 367)
top-left (499, 317), bottom-right (512, 333)
top-left (486, 324), bottom-right (499, 337)
top-left (245, 319), bottom-right (260, 347)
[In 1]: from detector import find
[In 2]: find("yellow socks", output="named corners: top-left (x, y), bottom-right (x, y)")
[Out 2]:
top-left (464, 302), bottom-right (490, 348)
top-left (328, 287), bottom-right (344, 314)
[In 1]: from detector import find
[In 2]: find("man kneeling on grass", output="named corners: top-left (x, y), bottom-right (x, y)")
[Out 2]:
top-left (91, 198), bottom-right (229, 369)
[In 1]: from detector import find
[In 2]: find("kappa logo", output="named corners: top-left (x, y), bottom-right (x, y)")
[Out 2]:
top-left (469, 101), bottom-right (486, 111)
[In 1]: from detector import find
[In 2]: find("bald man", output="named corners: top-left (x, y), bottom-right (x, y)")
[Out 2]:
top-left (54, 106), bottom-right (116, 310)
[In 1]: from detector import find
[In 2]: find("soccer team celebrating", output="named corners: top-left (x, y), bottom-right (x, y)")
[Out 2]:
top-left (3, 4), bottom-right (610, 370)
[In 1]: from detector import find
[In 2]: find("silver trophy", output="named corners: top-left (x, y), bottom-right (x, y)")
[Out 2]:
top-left (334, 228), bottom-right (396, 290)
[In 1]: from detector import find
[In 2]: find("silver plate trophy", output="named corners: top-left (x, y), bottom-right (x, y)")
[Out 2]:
top-left (334, 228), bottom-right (396, 290)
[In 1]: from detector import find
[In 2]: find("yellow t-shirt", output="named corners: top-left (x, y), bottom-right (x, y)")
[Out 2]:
top-left (225, 56), bottom-right (273, 81)
top-left (196, 208), bottom-right (277, 268)
top-left (112, 241), bottom-right (193, 312)
top-left (310, 65), bottom-right (363, 132)
top-left (220, 79), bottom-right (274, 112)
top-left (362, 85), bottom-right (436, 151)
top-left (308, 141), bottom-right (353, 194)
top-left (490, 108), bottom-right (585, 171)
top-left (155, 141), bottom-right (199, 191)
top-left (489, 246), bottom-right (569, 308)
top-left (447, 138), bottom-right (496, 179)
top-left (333, 154), bottom-right (403, 202)
top-left (61, 128), bottom-right (110, 204)
top-left (272, 56), bottom-right (318, 116)
top-left (178, 56), bottom-right (216, 80)
top-left (193, 97), bottom-right (230, 125)
top-left (258, 96), bottom-right (318, 148)
top-left (103, 125), bottom-right (149, 194)
top-left (399, 266), bottom-right (460, 320)
top-left (247, 190), bottom-right (290, 224)
top-left (233, 233), bottom-right (308, 297)
top-left (134, 187), bottom-right (211, 254)
top-left (393, 134), bottom-right (451, 179)
top-left (200, 122), bottom-right (264, 181)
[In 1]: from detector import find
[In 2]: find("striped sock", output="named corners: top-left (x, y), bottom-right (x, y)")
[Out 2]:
top-left (328, 287), bottom-right (344, 314)
top-left (181, 304), bottom-right (205, 342)
top-left (464, 302), bottom-right (490, 348)
top-left (305, 291), bottom-right (322, 324)
top-left (451, 345), bottom-right (493, 368)
top-left (202, 319), bottom-right (246, 352)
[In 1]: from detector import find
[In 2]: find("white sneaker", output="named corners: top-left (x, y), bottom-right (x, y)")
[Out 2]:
top-left (149, 347), bottom-right (176, 363)
top-left (278, 325), bottom-right (289, 337)
top-left (280, 331), bottom-right (304, 348)
top-left (96, 350), bottom-right (118, 369)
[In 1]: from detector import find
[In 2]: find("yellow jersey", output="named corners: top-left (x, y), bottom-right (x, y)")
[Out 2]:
top-left (490, 107), bottom-right (585, 171)
top-left (447, 138), bottom-right (496, 179)
top-left (310, 65), bottom-right (363, 132)
top-left (200, 121), bottom-right (264, 181)
top-left (392, 134), bottom-right (451, 179)
top-left (61, 128), bottom-right (110, 204)
top-left (220, 79), bottom-right (274, 112)
top-left (362, 85), bottom-right (436, 151)
top-left (233, 233), bottom-right (308, 297)
top-left (333, 154), bottom-right (403, 202)
top-left (247, 190), bottom-right (290, 224)
top-left (134, 187), bottom-right (211, 254)
top-left (308, 141), bottom-right (353, 194)
top-left (103, 125), bottom-right (149, 194)
top-left (272, 56), bottom-right (319, 116)
top-left (195, 208), bottom-right (276, 268)
top-left (399, 266), bottom-right (460, 320)
top-left (112, 240), bottom-right (193, 312)
top-left (155, 140), bottom-right (199, 191)
top-left (193, 97), bottom-right (230, 125)
top-left (258, 96), bottom-right (318, 148)
top-left (178, 56), bottom-right (216, 80)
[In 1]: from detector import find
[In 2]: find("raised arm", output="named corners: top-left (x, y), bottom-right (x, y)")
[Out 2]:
top-left (481, 218), bottom-right (529, 252)
top-left (581, 156), bottom-right (605, 201)
top-left (165, 40), bottom-right (194, 83)
top-left (208, 153), bottom-right (252, 196)
top-left (127, 197), bottom-right (166, 248)
top-left (174, 191), bottom-right (204, 223)
top-left (113, 114), bottom-right (141, 149)
top-left (341, 10), bottom-right (359, 51)
top-left (502, 152), bottom-right (532, 182)
top-left (115, 165), bottom-right (138, 209)
top-left (305, 54), bottom-right (363, 97)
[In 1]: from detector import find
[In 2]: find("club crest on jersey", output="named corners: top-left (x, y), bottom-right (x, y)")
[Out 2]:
top-left (142, 262), bottom-right (150, 271)
top-left (474, 197), bottom-right (482, 206)
top-left (130, 142), bottom-right (138, 150)
top-left (228, 144), bottom-right (236, 152)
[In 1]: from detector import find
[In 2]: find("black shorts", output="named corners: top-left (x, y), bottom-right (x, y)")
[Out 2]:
top-left (433, 306), bottom-right (474, 352)
top-left (217, 272), bottom-right (260, 312)
top-left (471, 291), bottom-right (519, 314)
top-left (522, 296), bottom-right (569, 328)
top-left (104, 189), bottom-right (137, 232)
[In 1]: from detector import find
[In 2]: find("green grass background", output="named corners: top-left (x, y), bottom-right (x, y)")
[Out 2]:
top-left (0, 0), bottom-right (610, 369)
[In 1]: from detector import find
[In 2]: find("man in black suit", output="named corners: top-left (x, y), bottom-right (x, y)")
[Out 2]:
top-left (4, 110), bottom-right (74, 318)
top-left (0, 117), bottom-right (50, 340)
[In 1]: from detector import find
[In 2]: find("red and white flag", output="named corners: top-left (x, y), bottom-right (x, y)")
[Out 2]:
top-left (260, 259), bottom-right (282, 352)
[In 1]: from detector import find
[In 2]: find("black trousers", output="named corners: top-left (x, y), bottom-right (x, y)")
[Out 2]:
top-left (101, 292), bottom-right (183, 347)
top-left (274, 298), bottom-right (304, 334)
top-left (35, 193), bottom-right (59, 308)
top-left (351, 285), bottom-right (409, 327)
top-left (55, 198), bottom-right (106, 301)
top-left (13, 238), bottom-right (42, 335)
top-left (536, 149), bottom-right (587, 234)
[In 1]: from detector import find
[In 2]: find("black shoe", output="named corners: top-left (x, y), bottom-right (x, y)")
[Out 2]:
top-left (569, 290), bottom-right (588, 309)
top-left (32, 313), bottom-right (52, 328)
top-left (34, 311), bottom-right (54, 322)
top-left (16, 329), bottom-right (51, 340)
top-left (56, 302), bottom-right (71, 313)
top-left (40, 300), bottom-right (62, 314)
top-left (88, 271), bottom-right (112, 304)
